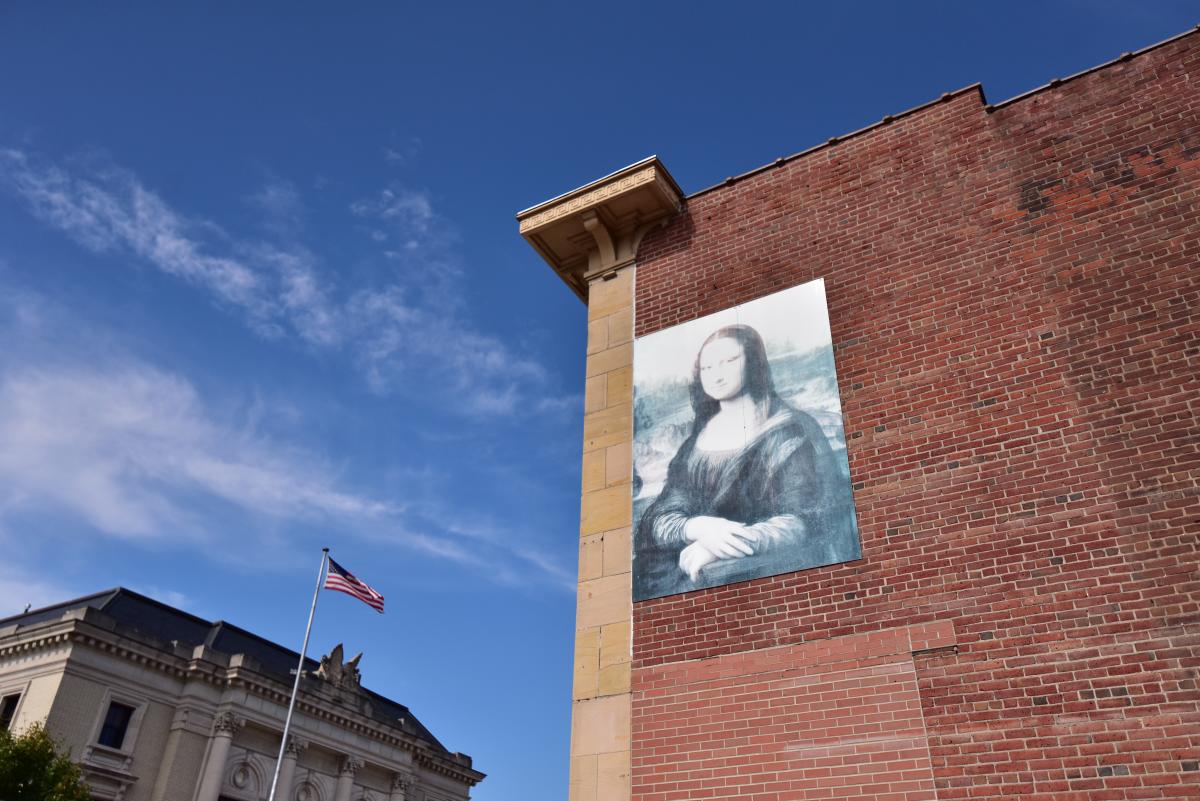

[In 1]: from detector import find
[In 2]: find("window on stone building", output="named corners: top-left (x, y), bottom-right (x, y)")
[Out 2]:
top-left (0, 693), bottom-right (19, 730)
top-left (97, 700), bottom-right (136, 748)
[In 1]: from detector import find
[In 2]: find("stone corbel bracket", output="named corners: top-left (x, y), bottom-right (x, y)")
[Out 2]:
top-left (517, 156), bottom-right (683, 302)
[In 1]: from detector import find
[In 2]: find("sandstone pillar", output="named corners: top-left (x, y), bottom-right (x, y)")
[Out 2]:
top-left (517, 158), bottom-right (682, 801)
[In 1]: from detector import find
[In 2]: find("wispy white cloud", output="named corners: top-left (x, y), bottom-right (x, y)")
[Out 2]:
top-left (350, 186), bottom-right (435, 243)
top-left (0, 148), bottom-right (555, 416)
top-left (0, 149), bottom-right (267, 316)
top-left (247, 178), bottom-right (304, 237)
top-left (514, 548), bottom-right (578, 593)
top-left (0, 363), bottom-right (395, 538)
top-left (0, 289), bottom-right (574, 591)
top-left (382, 136), bottom-right (421, 166)
top-left (536, 393), bottom-right (583, 416)
top-left (0, 355), bottom-right (571, 589)
top-left (131, 586), bottom-right (193, 612)
top-left (0, 567), bottom-right (78, 619)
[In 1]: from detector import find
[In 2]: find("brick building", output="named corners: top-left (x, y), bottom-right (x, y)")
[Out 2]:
top-left (518, 25), bottom-right (1199, 801)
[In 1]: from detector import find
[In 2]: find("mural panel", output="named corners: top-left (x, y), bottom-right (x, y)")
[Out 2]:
top-left (632, 278), bottom-right (860, 601)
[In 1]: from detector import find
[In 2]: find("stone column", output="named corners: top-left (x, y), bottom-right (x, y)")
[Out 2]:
top-left (517, 159), bottom-right (681, 801)
top-left (333, 756), bottom-right (362, 801)
top-left (568, 266), bottom-right (636, 801)
top-left (389, 771), bottom-right (415, 801)
top-left (195, 712), bottom-right (243, 801)
top-left (274, 737), bottom-right (308, 801)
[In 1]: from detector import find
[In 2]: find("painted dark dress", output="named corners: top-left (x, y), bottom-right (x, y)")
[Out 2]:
top-left (633, 404), bottom-right (859, 601)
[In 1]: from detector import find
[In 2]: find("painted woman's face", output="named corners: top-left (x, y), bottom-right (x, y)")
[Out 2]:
top-left (698, 336), bottom-right (746, 401)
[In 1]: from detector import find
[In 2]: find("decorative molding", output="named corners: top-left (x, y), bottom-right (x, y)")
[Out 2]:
top-left (213, 711), bottom-right (245, 736)
top-left (80, 742), bottom-right (137, 801)
top-left (516, 157), bottom-right (683, 302)
top-left (232, 763), bottom-right (252, 788)
top-left (518, 167), bottom-right (660, 233)
top-left (317, 643), bottom-right (363, 690)
top-left (295, 779), bottom-right (326, 801)
top-left (340, 755), bottom-right (364, 776)
top-left (285, 736), bottom-right (310, 758)
top-left (223, 750), bottom-right (270, 800)
top-left (0, 613), bottom-right (484, 787)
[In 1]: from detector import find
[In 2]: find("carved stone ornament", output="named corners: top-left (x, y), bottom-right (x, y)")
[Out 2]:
top-left (515, 156), bottom-right (684, 301)
top-left (232, 764), bottom-right (252, 789)
top-left (213, 711), bottom-right (244, 735)
top-left (391, 772), bottom-right (415, 792)
top-left (285, 737), bottom-right (309, 758)
top-left (340, 755), bottom-right (364, 776)
top-left (317, 643), bottom-right (363, 689)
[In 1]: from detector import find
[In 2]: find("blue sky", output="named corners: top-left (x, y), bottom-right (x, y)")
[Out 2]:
top-left (1, 3), bottom-right (1195, 799)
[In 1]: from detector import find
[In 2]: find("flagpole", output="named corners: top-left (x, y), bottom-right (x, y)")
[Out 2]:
top-left (267, 547), bottom-right (329, 801)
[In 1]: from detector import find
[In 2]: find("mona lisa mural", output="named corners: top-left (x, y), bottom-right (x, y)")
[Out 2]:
top-left (632, 278), bottom-right (861, 601)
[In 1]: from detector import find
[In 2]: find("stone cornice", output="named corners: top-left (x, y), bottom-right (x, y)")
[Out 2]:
top-left (221, 667), bottom-right (479, 777)
top-left (0, 615), bottom-right (485, 786)
top-left (517, 156), bottom-right (683, 302)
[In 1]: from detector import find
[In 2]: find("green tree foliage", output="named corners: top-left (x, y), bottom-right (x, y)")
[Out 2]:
top-left (0, 723), bottom-right (92, 801)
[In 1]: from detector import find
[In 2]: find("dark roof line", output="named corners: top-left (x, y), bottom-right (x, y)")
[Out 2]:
top-left (0, 587), bottom-right (119, 627)
top-left (687, 23), bottom-right (1199, 201)
top-left (202, 617), bottom-right (317, 668)
top-left (2, 587), bottom-right (310, 669)
top-left (689, 84), bottom-right (983, 200)
top-left (0, 587), bottom-right (452, 755)
top-left (0, 587), bottom-right (317, 674)
top-left (986, 23), bottom-right (1199, 111)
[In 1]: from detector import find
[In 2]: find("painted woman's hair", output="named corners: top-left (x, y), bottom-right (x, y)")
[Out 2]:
top-left (689, 324), bottom-right (778, 427)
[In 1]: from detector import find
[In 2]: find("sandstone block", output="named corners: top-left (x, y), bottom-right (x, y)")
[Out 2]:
top-left (604, 443), bottom-right (631, 487)
top-left (576, 574), bottom-right (631, 630)
top-left (597, 750), bottom-right (631, 801)
top-left (587, 269), bottom-right (633, 322)
top-left (605, 366), bottom-right (632, 408)
top-left (586, 318), bottom-right (608, 356)
top-left (572, 627), bottom-right (599, 701)
top-left (584, 375), bottom-right (606, 414)
top-left (580, 484), bottom-right (631, 535)
top-left (602, 527), bottom-right (632, 576)
top-left (585, 343), bottom-right (632, 379)
top-left (582, 404), bottom-right (631, 454)
top-left (578, 534), bottom-right (603, 582)
top-left (570, 694), bottom-right (630, 756)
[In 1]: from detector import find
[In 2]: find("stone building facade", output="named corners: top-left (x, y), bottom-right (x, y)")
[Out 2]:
top-left (0, 589), bottom-right (483, 801)
top-left (518, 26), bottom-right (1199, 801)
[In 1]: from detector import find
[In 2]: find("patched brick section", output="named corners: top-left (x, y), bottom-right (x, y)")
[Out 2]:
top-left (909, 620), bottom-right (956, 653)
top-left (633, 627), bottom-right (943, 801)
top-left (629, 31), bottom-right (1200, 801)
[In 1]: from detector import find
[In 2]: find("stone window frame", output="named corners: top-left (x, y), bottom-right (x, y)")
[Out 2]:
top-left (0, 679), bottom-right (30, 730)
top-left (86, 687), bottom-right (148, 758)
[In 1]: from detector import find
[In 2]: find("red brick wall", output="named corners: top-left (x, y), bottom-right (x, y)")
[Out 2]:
top-left (630, 30), bottom-right (1200, 801)
top-left (635, 623), bottom-right (956, 801)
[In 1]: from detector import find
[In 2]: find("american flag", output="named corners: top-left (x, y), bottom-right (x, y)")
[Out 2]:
top-left (324, 557), bottom-right (385, 613)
